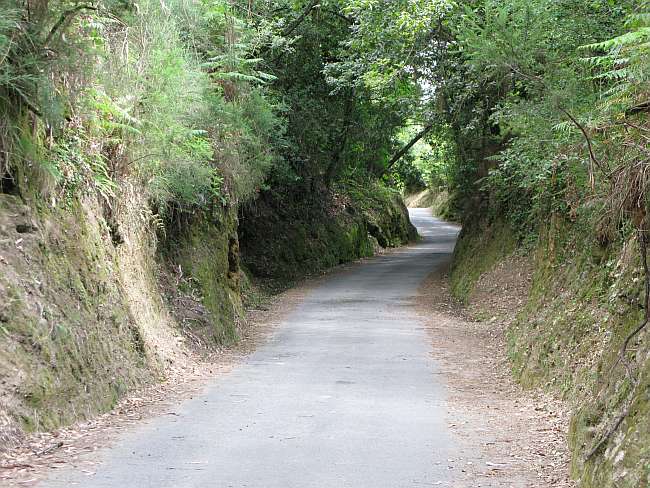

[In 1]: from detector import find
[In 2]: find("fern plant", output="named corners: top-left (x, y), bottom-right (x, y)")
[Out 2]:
top-left (202, 6), bottom-right (276, 102)
top-left (582, 12), bottom-right (650, 114)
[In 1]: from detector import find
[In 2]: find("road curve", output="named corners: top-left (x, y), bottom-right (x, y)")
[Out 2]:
top-left (40, 209), bottom-right (461, 488)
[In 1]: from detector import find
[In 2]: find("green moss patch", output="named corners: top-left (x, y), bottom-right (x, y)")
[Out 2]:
top-left (160, 207), bottom-right (243, 345)
top-left (451, 210), bottom-right (650, 488)
top-left (239, 180), bottom-right (416, 281)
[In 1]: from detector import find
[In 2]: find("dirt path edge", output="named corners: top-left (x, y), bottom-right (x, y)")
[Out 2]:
top-left (416, 257), bottom-right (576, 488)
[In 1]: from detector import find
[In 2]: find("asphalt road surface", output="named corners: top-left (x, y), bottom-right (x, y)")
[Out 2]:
top-left (40, 208), bottom-right (461, 488)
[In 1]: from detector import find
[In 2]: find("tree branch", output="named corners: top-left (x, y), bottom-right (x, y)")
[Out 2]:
top-left (44, 4), bottom-right (97, 47)
top-left (322, 8), bottom-right (353, 25)
top-left (505, 63), bottom-right (609, 182)
top-left (381, 124), bottom-right (434, 176)
top-left (19, 92), bottom-right (43, 118)
top-left (559, 107), bottom-right (606, 175)
top-left (281, 0), bottom-right (319, 38)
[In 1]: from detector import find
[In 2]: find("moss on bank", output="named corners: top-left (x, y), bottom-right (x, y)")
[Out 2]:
top-left (0, 194), bottom-right (152, 443)
top-left (0, 186), bottom-right (248, 448)
top-left (450, 214), bottom-right (650, 488)
top-left (160, 207), bottom-right (243, 345)
top-left (450, 220), bottom-right (517, 303)
top-left (239, 180), bottom-right (416, 280)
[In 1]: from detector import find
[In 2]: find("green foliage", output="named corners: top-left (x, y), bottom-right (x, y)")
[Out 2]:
top-left (388, 124), bottom-right (457, 194)
top-left (93, 0), bottom-right (285, 212)
top-left (1, 0), bottom-right (448, 216)
top-left (1, 0), bottom-right (642, 236)
top-left (327, 0), bottom-right (647, 242)
top-left (236, 0), bottom-right (421, 186)
top-left (0, 0), bottom-right (93, 180)
top-left (0, 0), bottom-right (284, 215)
top-left (49, 125), bottom-right (117, 205)
top-left (581, 13), bottom-right (650, 114)
top-left (338, 0), bottom-right (452, 98)
top-left (0, 7), bottom-right (36, 122)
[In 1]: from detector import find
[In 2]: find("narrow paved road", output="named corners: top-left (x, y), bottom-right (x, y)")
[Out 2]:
top-left (41, 209), bottom-right (461, 488)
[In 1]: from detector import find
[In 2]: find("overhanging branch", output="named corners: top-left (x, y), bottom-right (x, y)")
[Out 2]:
top-left (258, 0), bottom-right (319, 57)
top-left (381, 124), bottom-right (434, 176)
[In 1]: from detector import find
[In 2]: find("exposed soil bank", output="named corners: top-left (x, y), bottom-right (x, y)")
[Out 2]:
top-left (0, 186), bottom-right (245, 446)
top-left (450, 217), bottom-right (650, 488)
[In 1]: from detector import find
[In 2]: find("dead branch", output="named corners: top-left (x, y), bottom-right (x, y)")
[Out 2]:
top-left (559, 107), bottom-right (609, 180)
top-left (620, 120), bottom-right (650, 134)
top-left (586, 396), bottom-right (635, 460)
top-left (44, 4), bottom-right (97, 47)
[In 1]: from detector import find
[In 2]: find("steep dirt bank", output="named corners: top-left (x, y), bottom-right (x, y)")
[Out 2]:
top-left (0, 184), bottom-right (244, 450)
top-left (450, 218), bottom-right (650, 488)
top-left (239, 180), bottom-right (417, 280)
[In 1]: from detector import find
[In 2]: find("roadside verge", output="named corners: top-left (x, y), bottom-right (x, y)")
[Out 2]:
top-left (416, 257), bottom-right (575, 487)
